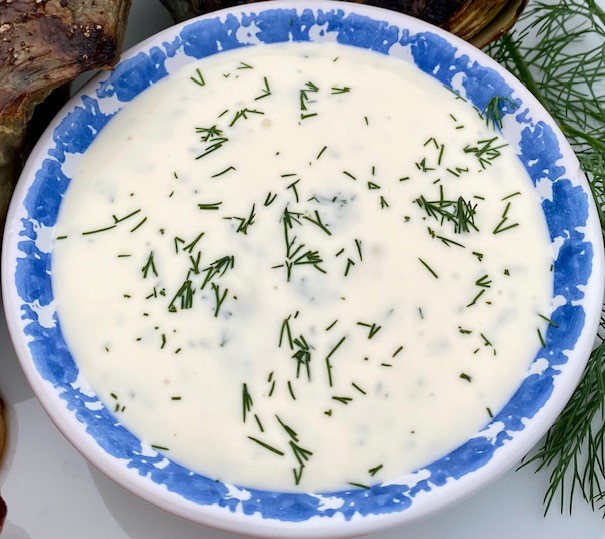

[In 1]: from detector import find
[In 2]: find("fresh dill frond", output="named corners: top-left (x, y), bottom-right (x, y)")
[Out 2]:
top-left (519, 339), bottom-right (605, 515)
top-left (415, 185), bottom-right (478, 234)
top-left (487, 0), bottom-right (605, 516)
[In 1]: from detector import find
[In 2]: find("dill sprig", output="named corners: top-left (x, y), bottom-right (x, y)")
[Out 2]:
top-left (195, 126), bottom-right (228, 159)
top-left (168, 279), bottom-right (194, 312)
top-left (224, 204), bottom-right (256, 234)
top-left (242, 383), bottom-right (253, 422)
top-left (463, 137), bottom-right (508, 169)
top-left (273, 208), bottom-right (326, 281)
top-left (201, 255), bottom-right (235, 289)
top-left (190, 68), bottom-right (205, 87)
top-left (415, 185), bottom-right (478, 233)
top-left (486, 0), bottom-right (605, 516)
top-left (482, 96), bottom-right (518, 130)
top-left (292, 334), bottom-right (312, 381)
top-left (520, 340), bottom-right (605, 514)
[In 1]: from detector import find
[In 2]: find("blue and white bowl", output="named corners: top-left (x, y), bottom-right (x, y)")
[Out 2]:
top-left (2, 2), bottom-right (603, 537)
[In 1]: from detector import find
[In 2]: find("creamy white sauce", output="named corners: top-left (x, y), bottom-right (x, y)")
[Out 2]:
top-left (52, 42), bottom-right (553, 492)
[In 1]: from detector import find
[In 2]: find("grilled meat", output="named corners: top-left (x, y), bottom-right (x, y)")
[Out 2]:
top-left (0, 0), bottom-right (132, 230)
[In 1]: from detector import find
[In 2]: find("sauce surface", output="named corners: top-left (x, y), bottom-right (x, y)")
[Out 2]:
top-left (53, 42), bottom-right (553, 492)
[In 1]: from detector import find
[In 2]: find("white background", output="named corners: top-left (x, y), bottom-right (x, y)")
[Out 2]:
top-left (1, 1), bottom-right (605, 537)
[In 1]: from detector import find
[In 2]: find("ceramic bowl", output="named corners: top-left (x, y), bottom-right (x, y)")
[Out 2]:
top-left (2, 2), bottom-right (603, 537)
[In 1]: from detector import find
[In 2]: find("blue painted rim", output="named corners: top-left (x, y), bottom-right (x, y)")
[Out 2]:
top-left (7, 2), bottom-right (596, 526)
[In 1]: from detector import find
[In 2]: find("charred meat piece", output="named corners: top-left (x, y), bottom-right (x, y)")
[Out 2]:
top-left (0, 397), bottom-right (5, 531)
top-left (0, 0), bottom-right (132, 230)
top-left (0, 493), bottom-right (5, 534)
top-left (159, 0), bottom-right (526, 48)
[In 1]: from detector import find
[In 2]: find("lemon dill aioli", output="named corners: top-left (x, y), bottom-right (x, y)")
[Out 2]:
top-left (52, 42), bottom-right (553, 492)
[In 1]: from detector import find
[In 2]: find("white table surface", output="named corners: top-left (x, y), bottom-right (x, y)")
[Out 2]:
top-left (2, 1), bottom-right (605, 538)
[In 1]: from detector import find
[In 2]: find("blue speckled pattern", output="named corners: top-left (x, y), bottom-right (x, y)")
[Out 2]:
top-left (10, 5), bottom-right (593, 523)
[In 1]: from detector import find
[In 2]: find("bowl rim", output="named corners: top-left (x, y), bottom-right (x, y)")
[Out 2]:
top-left (2, 1), bottom-right (604, 537)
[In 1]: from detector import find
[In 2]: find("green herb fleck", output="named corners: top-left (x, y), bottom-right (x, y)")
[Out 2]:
top-left (483, 96), bottom-right (517, 130)
top-left (255, 77), bottom-right (272, 100)
top-left (369, 464), bottom-right (383, 476)
top-left (211, 166), bottom-right (236, 178)
top-left (242, 383), bottom-right (253, 422)
top-left (357, 321), bottom-right (382, 339)
top-left (141, 252), bottom-right (158, 279)
top-left (211, 283), bottom-right (228, 317)
top-left (331, 86), bottom-right (351, 94)
top-left (198, 202), bottom-right (222, 211)
top-left (190, 68), bottom-right (205, 87)
top-left (348, 482), bottom-right (370, 490)
top-left (229, 108), bottom-right (264, 127)
top-left (418, 258), bottom-right (439, 279)
top-left (247, 436), bottom-right (285, 456)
